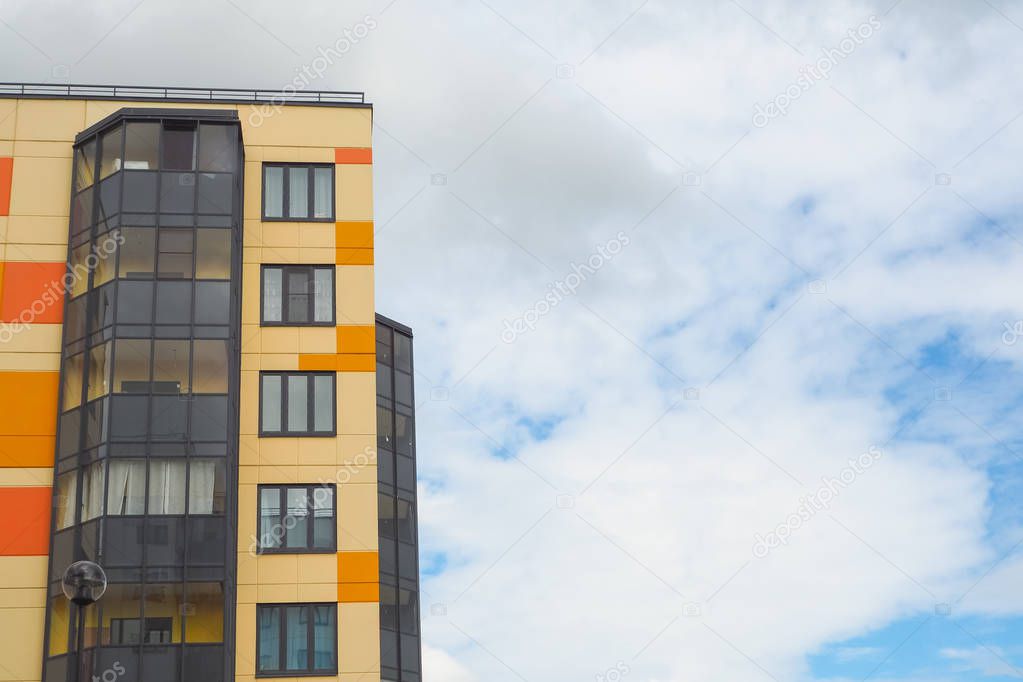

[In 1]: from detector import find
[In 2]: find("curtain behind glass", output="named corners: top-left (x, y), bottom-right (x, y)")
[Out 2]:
top-left (81, 461), bottom-right (104, 521)
top-left (258, 607), bottom-right (280, 672)
top-left (286, 606), bottom-right (307, 670)
top-left (188, 460), bottom-right (216, 514)
top-left (264, 167), bottom-right (283, 218)
top-left (148, 459), bottom-right (186, 514)
top-left (313, 605), bottom-right (335, 669)
top-left (288, 168), bottom-right (308, 218)
top-left (313, 269), bottom-right (332, 322)
top-left (56, 471), bottom-right (77, 529)
top-left (107, 460), bottom-right (145, 514)
top-left (313, 168), bottom-right (331, 218)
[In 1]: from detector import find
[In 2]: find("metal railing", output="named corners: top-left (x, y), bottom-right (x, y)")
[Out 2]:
top-left (0, 82), bottom-right (365, 105)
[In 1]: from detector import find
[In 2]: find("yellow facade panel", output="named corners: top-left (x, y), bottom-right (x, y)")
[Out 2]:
top-left (0, 606), bottom-right (45, 680)
top-left (0, 467), bottom-right (52, 486)
top-left (5, 215), bottom-right (70, 245)
top-left (238, 105), bottom-right (372, 149)
top-left (0, 99), bottom-right (16, 140)
top-left (14, 99), bottom-right (86, 142)
top-left (337, 265), bottom-right (375, 325)
top-left (338, 603), bottom-right (381, 673)
top-left (9, 156), bottom-right (71, 217)
top-left (339, 371), bottom-right (377, 435)
top-left (3, 243), bottom-right (67, 261)
top-left (338, 483), bottom-right (378, 551)
top-left (13, 140), bottom-right (73, 158)
top-left (257, 555), bottom-right (298, 585)
top-left (337, 165), bottom-right (374, 221)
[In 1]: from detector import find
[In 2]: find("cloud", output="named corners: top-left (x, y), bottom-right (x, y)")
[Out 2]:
top-left (3, 0), bottom-right (1023, 680)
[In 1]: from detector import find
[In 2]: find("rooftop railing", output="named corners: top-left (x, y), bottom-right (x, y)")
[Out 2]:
top-left (0, 82), bottom-right (366, 105)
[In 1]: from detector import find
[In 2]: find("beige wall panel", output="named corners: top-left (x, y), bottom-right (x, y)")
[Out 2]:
top-left (6, 216), bottom-right (70, 246)
top-left (240, 370), bottom-right (259, 435)
top-left (242, 219), bottom-right (262, 248)
top-left (257, 555), bottom-right (298, 584)
top-left (295, 583), bottom-right (336, 602)
top-left (0, 606), bottom-right (44, 680)
top-left (298, 327), bottom-right (335, 354)
top-left (339, 371), bottom-right (376, 435)
top-left (13, 140), bottom-right (72, 159)
top-left (4, 243), bottom-right (67, 261)
top-left (0, 216), bottom-right (8, 244)
top-left (241, 323), bottom-right (261, 353)
top-left (241, 263), bottom-right (260, 324)
top-left (0, 467), bottom-right (52, 486)
top-left (0, 141), bottom-right (10, 156)
top-left (255, 438), bottom-right (299, 466)
top-left (243, 245), bottom-right (261, 264)
top-left (337, 165), bottom-right (374, 221)
top-left (0, 556), bottom-right (48, 587)
top-left (257, 465), bottom-right (299, 484)
top-left (259, 353), bottom-right (299, 370)
top-left (238, 483), bottom-right (257, 544)
top-left (297, 438), bottom-right (335, 466)
top-left (0, 323), bottom-right (62, 353)
top-left (338, 434), bottom-right (376, 465)
top-left (236, 584), bottom-right (257, 605)
top-left (259, 328), bottom-right (301, 354)
top-left (238, 105), bottom-right (372, 148)
top-left (15, 99), bottom-right (85, 142)
top-left (255, 583), bottom-right (299, 602)
top-left (237, 551), bottom-right (257, 585)
top-left (9, 156), bottom-right (71, 217)
top-left (338, 602), bottom-right (381, 673)
top-left (295, 554), bottom-right (335, 583)
top-left (243, 162), bottom-right (261, 220)
top-left (259, 146), bottom-right (302, 162)
top-left (299, 223), bottom-right (334, 248)
top-left (336, 265), bottom-right (375, 325)
top-left (234, 603), bottom-right (256, 671)
top-left (338, 483), bottom-right (378, 551)
top-left (0, 99), bottom-right (17, 139)
top-left (238, 436), bottom-right (260, 466)
top-left (0, 586), bottom-right (45, 607)
top-left (0, 352), bottom-right (60, 371)
top-left (297, 147), bottom-right (335, 163)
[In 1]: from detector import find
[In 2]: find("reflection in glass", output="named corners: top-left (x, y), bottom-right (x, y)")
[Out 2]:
top-left (160, 173), bottom-right (195, 213)
top-left (195, 282), bottom-right (229, 324)
top-left (55, 471), bottom-right (77, 529)
top-left (285, 605), bottom-right (305, 670)
top-left (260, 488), bottom-right (281, 549)
top-left (162, 124), bottom-right (196, 171)
top-left (199, 124), bottom-right (237, 172)
top-left (101, 584), bottom-right (143, 644)
top-left (286, 488), bottom-right (308, 548)
top-left (116, 281), bottom-right (153, 324)
top-left (192, 339), bottom-right (228, 393)
top-left (288, 167), bottom-right (308, 218)
top-left (122, 171), bottom-right (157, 213)
top-left (113, 338), bottom-right (151, 393)
top-left (142, 583), bottom-right (181, 643)
top-left (313, 605), bottom-right (335, 669)
top-left (185, 582), bottom-right (223, 642)
top-left (257, 606), bottom-right (280, 672)
top-left (62, 352), bottom-right (84, 411)
top-left (313, 487), bottom-right (333, 548)
top-left (263, 267), bottom-right (282, 322)
top-left (75, 139), bottom-right (96, 191)
top-left (99, 126), bottom-right (122, 179)
top-left (197, 173), bottom-right (233, 214)
top-left (118, 228), bottom-right (156, 278)
top-left (155, 281), bottom-right (191, 324)
top-left (313, 167), bottom-right (332, 218)
top-left (287, 375), bottom-right (308, 432)
top-left (262, 375), bottom-right (281, 433)
top-left (264, 167), bottom-right (283, 218)
top-left (86, 342), bottom-right (111, 401)
top-left (195, 229), bottom-right (231, 279)
top-left (69, 243), bottom-right (90, 298)
top-left (314, 375), bottom-right (332, 432)
top-left (157, 229), bottom-right (193, 278)
top-left (314, 268), bottom-right (332, 322)
top-left (153, 339), bottom-right (189, 394)
top-left (124, 123), bottom-right (159, 170)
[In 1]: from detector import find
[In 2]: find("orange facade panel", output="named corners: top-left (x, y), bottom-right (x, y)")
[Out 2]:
top-left (0, 157), bottom-right (12, 216)
top-left (337, 354), bottom-right (375, 372)
top-left (0, 371), bottom-right (59, 438)
top-left (336, 325), bottom-right (375, 354)
top-left (0, 435), bottom-right (55, 468)
top-left (335, 221), bottom-right (374, 249)
top-left (334, 147), bottom-right (372, 165)
top-left (335, 247), bottom-right (374, 265)
top-left (337, 550), bottom-right (378, 602)
top-left (0, 261), bottom-right (66, 324)
top-left (0, 486), bottom-right (52, 555)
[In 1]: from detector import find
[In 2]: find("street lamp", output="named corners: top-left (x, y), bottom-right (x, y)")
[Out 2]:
top-left (62, 561), bottom-right (107, 682)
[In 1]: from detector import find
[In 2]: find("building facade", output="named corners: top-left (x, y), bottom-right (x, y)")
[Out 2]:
top-left (0, 84), bottom-right (421, 682)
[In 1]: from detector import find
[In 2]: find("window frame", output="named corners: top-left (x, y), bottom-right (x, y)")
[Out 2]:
top-left (260, 264), bottom-right (336, 327)
top-left (261, 163), bottom-right (335, 222)
top-left (256, 484), bottom-right (337, 554)
top-left (255, 602), bottom-right (338, 677)
top-left (259, 371), bottom-right (337, 437)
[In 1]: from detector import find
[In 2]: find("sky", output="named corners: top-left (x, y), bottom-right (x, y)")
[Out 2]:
top-left (3, 0), bottom-right (1023, 679)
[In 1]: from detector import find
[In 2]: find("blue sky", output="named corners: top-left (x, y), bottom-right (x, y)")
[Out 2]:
top-left (5, 0), bottom-right (1023, 679)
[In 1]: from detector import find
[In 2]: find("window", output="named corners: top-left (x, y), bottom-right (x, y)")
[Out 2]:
top-left (261, 265), bottom-right (334, 325)
top-left (257, 604), bottom-right (337, 676)
top-left (262, 164), bottom-right (333, 221)
top-left (258, 485), bottom-right (335, 553)
top-left (260, 372), bottom-right (335, 436)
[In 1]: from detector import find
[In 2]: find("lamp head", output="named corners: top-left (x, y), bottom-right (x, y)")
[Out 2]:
top-left (62, 561), bottom-right (107, 606)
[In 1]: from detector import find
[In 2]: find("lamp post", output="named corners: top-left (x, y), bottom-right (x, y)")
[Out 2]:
top-left (62, 561), bottom-right (107, 682)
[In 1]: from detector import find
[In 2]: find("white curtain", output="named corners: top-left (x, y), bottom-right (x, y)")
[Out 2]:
top-left (188, 460), bottom-right (216, 514)
top-left (107, 460), bottom-right (145, 515)
top-left (148, 459), bottom-right (186, 514)
top-left (56, 472), bottom-right (77, 529)
top-left (80, 462), bottom-right (104, 521)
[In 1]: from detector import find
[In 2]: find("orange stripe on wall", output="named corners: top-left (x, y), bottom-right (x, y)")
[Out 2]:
top-left (0, 261), bottom-right (66, 324)
top-left (0, 435), bottom-right (55, 468)
top-left (337, 551), bottom-right (379, 602)
top-left (0, 371), bottom-right (59, 438)
top-left (0, 157), bottom-right (12, 216)
top-left (0, 486), bottom-right (52, 555)
top-left (336, 325), bottom-right (375, 354)
top-left (334, 147), bottom-right (372, 165)
top-left (335, 221), bottom-right (374, 249)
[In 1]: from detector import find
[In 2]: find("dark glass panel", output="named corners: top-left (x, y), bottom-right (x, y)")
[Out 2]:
top-left (98, 126), bottom-right (122, 179)
top-left (150, 395), bottom-right (187, 439)
top-left (110, 395), bottom-right (148, 440)
top-left (377, 363), bottom-right (392, 399)
top-left (122, 171), bottom-right (158, 213)
top-left (64, 294), bottom-right (87, 341)
top-left (195, 229), bottom-right (231, 279)
top-left (157, 229), bottom-right (193, 279)
top-left (97, 173), bottom-right (121, 220)
top-left (124, 122), bottom-right (160, 170)
top-left (144, 517), bottom-right (185, 565)
top-left (71, 188), bottom-right (94, 234)
top-left (89, 282), bottom-right (116, 331)
top-left (159, 172), bottom-right (195, 213)
top-left (395, 333), bottom-right (412, 373)
top-left (103, 517), bottom-right (144, 567)
top-left (197, 173), bottom-right (233, 214)
top-left (162, 124), bottom-right (196, 171)
top-left (195, 281), bottom-right (229, 324)
top-left (118, 227), bottom-right (156, 279)
top-left (154, 281), bottom-right (192, 324)
top-left (75, 138), bottom-right (97, 191)
top-left (395, 370), bottom-right (412, 406)
top-left (198, 123), bottom-right (237, 172)
top-left (397, 454), bottom-right (415, 492)
top-left (116, 281), bottom-right (153, 324)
